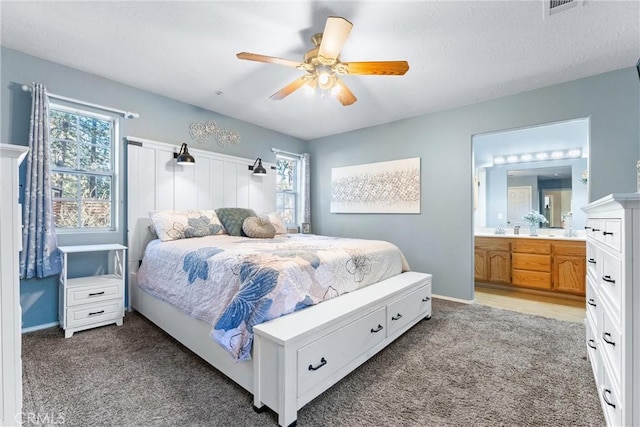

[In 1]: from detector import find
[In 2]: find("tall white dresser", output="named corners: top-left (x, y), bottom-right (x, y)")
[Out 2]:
top-left (583, 193), bottom-right (640, 427)
top-left (0, 144), bottom-right (29, 427)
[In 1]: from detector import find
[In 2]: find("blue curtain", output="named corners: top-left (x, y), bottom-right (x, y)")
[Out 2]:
top-left (20, 83), bottom-right (61, 279)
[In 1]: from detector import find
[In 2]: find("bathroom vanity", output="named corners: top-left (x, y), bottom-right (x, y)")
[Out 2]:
top-left (474, 234), bottom-right (586, 297)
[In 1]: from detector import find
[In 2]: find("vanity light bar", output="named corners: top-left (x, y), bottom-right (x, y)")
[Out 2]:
top-left (493, 149), bottom-right (582, 166)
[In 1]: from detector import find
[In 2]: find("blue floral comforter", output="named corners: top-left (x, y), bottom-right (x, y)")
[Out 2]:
top-left (137, 234), bottom-right (410, 361)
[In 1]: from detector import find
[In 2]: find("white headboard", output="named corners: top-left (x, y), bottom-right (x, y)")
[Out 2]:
top-left (126, 136), bottom-right (276, 277)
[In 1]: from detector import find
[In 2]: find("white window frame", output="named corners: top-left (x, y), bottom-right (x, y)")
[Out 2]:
top-left (49, 103), bottom-right (120, 235)
top-left (276, 154), bottom-right (301, 227)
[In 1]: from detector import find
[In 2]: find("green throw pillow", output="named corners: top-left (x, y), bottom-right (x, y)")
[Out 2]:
top-left (215, 207), bottom-right (257, 236)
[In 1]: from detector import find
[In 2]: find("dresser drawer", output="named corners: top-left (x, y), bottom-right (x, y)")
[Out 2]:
top-left (600, 251), bottom-right (622, 319)
top-left (66, 280), bottom-right (123, 307)
top-left (66, 300), bottom-right (124, 328)
top-left (586, 242), bottom-right (598, 281)
top-left (600, 219), bottom-right (622, 253)
top-left (585, 277), bottom-right (598, 322)
top-left (552, 241), bottom-right (585, 257)
top-left (386, 284), bottom-right (431, 336)
top-left (600, 362), bottom-right (622, 427)
top-left (585, 317), bottom-right (600, 385)
top-left (600, 303), bottom-right (622, 385)
top-left (297, 307), bottom-right (386, 397)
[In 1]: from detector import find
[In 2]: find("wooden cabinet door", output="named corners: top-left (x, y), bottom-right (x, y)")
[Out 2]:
top-left (553, 255), bottom-right (586, 295)
top-left (474, 249), bottom-right (487, 281)
top-left (487, 250), bottom-right (511, 284)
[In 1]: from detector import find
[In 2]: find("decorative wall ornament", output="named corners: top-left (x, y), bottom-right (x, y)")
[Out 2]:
top-left (331, 157), bottom-right (420, 214)
top-left (189, 120), bottom-right (240, 148)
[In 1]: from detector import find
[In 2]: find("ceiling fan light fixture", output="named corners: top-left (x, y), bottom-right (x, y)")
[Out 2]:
top-left (316, 67), bottom-right (335, 90)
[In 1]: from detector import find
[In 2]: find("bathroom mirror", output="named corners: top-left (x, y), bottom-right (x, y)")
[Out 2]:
top-left (473, 118), bottom-right (590, 231)
top-left (507, 166), bottom-right (572, 228)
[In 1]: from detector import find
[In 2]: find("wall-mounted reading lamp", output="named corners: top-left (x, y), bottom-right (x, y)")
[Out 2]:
top-left (174, 143), bottom-right (195, 165)
top-left (249, 158), bottom-right (267, 175)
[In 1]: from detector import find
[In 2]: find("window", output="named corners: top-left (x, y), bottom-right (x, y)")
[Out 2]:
top-left (276, 155), bottom-right (300, 226)
top-left (49, 105), bottom-right (117, 231)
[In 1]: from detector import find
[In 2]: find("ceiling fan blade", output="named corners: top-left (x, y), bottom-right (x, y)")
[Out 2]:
top-left (270, 76), bottom-right (310, 100)
top-left (343, 61), bottom-right (410, 76)
top-left (318, 16), bottom-right (353, 62)
top-left (236, 52), bottom-right (303, 68)
top-left (333, 78), bottom-right (357, 106)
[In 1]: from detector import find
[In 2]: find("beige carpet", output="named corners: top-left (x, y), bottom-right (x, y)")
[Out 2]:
top-left (22, 299), bottom-right (604, 426)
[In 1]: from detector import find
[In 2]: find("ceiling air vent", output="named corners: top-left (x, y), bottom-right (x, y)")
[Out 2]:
top-left (543, 0), bottom-right (583, 18)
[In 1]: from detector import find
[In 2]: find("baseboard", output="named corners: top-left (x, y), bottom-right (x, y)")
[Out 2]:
top-left (432, 294), bottom-right (473, 304)
top-left (22, 321), bottom-right (59, 334)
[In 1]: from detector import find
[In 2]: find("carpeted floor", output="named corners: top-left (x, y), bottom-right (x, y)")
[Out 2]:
top-left (22, 299), bottom-right (604, 426)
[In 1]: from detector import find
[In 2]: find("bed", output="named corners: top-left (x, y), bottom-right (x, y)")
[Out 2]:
top-left (126, 137), bottom-right (432, 426)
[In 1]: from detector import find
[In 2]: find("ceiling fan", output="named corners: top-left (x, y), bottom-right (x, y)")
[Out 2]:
top-left (236, 16), bottom-right (409, 106)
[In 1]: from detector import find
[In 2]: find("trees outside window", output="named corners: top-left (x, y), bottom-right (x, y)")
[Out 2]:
top-left (49, 106), bottom-right (116, 230)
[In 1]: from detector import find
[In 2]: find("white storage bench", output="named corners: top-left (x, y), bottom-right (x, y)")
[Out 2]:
top-left (252, 271), bottom-right (432, 427)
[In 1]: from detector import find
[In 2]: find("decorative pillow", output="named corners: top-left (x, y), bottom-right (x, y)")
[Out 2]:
top-left (149, 210), bottom-right (225, 242)
top-left (215, 207), bottom-right (258, 237)
top-left (242, 216), bottom-right (276, 239)
top-left (265, 211), bottom-right (287, 235)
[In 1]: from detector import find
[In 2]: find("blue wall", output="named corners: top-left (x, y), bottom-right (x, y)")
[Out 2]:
top-left (307, 67), bottom-right (639, 301)
top-left (1, 47), bottom-right (306, 330)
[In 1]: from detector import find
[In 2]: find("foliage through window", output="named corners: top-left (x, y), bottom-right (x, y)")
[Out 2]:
top-left (276, 156), bottom-right (299, 226)
top-left (49, 106), bottom-right (116, 230)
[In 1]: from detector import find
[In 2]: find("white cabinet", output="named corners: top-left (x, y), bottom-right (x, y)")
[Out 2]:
top-left (58, 244), bottom-right (127, 338)
top-left (253, 271), bottom-right (432, 427)
top-left (583, 193), bottom-right (640, 427)
top-left (0, 143), bottom-right (28, 427)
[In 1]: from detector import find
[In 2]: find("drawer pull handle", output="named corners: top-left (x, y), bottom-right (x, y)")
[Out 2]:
top-left (584, 226), bottom-right (592, 230)
top-left (602, 275), bottom-right (616, 284)
top-left (587, 339), bottom-right (597, 350)
top-left (308, 357), bottom-right (327, 371)
top-left (88, 310), bottom-right (105, 316)
top-left (602, 389), bottom-right (616, 408)
top-left (370, 324), bottom-right (384, 333)
top-left (603, 231), bottom-right (614, 236)
top-left (588, 258), bottom-right (596, 264)
top-left (88, 291), bottom-right (105, 297)
top-left (422, 297), bottom-right (431, 302)
top-left (587, 299), bottom-right (596, 307)
top-left (391, 313), bottom-right (403, 321)
top-left (602, 332), bottom-right (616, 347)
top-left (591, 228), bottom-right (601, 232)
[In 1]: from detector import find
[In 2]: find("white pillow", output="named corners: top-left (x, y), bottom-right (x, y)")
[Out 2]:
top-left (265, 212), bottom-right (287, 235)
top-left (149, 210), bottom-right (226, 242)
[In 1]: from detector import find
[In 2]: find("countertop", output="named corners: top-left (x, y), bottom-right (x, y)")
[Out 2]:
top-left (474, 232), bottom-right (585, 241)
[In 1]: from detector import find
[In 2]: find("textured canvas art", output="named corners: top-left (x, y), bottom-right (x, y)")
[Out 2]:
top-left (331, 157), bottom-right (421, 213)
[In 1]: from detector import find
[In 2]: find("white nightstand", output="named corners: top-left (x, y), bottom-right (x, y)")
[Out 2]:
top-left (58, 244), bottom-right (127, 338)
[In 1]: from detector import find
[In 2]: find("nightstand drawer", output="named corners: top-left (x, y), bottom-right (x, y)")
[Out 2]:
top-left (66, 281), bottom-right (122, 307)
top-left (66, 300), bottom-right (124, 328)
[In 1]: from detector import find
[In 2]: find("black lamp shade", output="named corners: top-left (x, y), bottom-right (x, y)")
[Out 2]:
top-left (175, 143), bottom-right (195, 165)
top-left (250, 158), bottom-right (267, 175)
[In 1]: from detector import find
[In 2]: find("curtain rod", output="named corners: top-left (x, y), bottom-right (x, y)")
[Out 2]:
top-left (21, 84), bottom-right (139, 119)
top-left (271, 148), bottom-right (304, 159)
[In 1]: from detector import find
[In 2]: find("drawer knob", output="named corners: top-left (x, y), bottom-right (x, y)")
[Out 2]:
top-left (391, 313), bottom-right (403, 321)
top-left (88, 310), bottom-right (105, 316)
top-left (587, 339), bottom-right (597, 350)
top-left (602, 389), bottom-right (616, 408)
top-left (602, 332), bottom-right (616, 347)
top-left (587, 299), bottom-right (596, 307)
top-left (603, 231), bottom-right (614, 236)
top-left (422, 296), bottom-right (431, 302)
top-left (88, 291), bottom-right (105, 297)
top-left (370, 324), bottom-right (384, 333)
top-left (602, 275), bottom-right (616, 284)
top-left (587, 258), bottom-right (596, 264)
top-left (308, 357), bottom-right (327, 371)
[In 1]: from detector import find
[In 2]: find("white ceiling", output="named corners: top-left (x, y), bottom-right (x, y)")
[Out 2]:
top-left (1, 1), bottom-right (638, 141)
